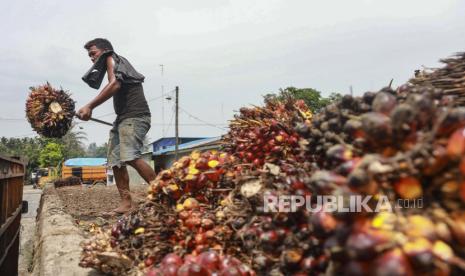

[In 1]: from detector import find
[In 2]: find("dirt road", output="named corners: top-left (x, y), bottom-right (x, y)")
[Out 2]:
top-left (19, 185), bottom-right (42, 275)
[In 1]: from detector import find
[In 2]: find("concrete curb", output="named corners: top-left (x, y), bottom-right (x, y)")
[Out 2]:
top-left (32, 184), bottom-right (95, 276)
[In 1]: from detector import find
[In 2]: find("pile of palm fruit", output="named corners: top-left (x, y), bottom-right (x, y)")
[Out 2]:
top-left (80, 51), bottom-right (465, 276)
top-left (25, 82), bottom-right (75, 138)
top-left (410, 52), bottom-right (465, 106)
top-left (79, 97), bottom-right (312, 275)
top-left (222, 98), bottom-right (312, 167)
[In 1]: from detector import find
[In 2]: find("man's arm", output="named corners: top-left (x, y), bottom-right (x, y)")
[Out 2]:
top-left (77, 56), bottom-right (121, 120)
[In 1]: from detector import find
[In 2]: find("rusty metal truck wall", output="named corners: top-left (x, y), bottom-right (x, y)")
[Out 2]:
top-left (0, 155), bottom-right (25, 276)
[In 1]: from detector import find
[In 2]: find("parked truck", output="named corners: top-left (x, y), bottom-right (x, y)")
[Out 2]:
top-left (61, 158), bottom-right (108, 186)
top-left (36, 167), bottom-right (59, 188)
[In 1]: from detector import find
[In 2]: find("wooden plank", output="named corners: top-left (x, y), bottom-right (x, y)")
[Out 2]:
top-left (0, 225), bottom-right (20, 269)
top-left (0, 156), bottom-right (24, 166)
top-left (0, 173), bottom-right (24, 180)
top-left (0, 154), bottom-right (23, 276)
top-left (0, 206), bottom-right (20, 238)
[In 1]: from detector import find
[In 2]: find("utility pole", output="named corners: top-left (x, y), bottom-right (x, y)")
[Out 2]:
top-left (175, 86), bottom-right (179, 159)
top-left (349, 85), bottom-right (353, 97)
top-left (160, 64), bottom-right (165, 136)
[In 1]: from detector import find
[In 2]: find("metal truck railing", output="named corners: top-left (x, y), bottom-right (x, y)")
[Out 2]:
top-left (0, 155), bottom-right (25, 276)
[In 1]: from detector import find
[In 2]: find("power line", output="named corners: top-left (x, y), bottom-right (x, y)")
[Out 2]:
top-left (0, 117), bottom-right (25, 121)
top-left (150, 91), bottom-right (175, 102)
top-left (160, 64), bottom-right (165, 139)
top-left (179, 107), bottom-right (227, 131)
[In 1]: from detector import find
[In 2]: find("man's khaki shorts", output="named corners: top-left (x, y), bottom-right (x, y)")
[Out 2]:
top-left (107, 116), bottom-right (151, 168)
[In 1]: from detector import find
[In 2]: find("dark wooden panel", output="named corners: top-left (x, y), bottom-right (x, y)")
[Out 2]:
top-left (0, 155), bottom-right (25, 276)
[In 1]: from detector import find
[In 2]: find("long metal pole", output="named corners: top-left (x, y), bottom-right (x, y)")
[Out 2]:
top-left (175, 86), bottom-right (179, 159)
top-left (160, 64), bottom-right (165, 136)
top-left (73, 114), bottom-right (112, 126)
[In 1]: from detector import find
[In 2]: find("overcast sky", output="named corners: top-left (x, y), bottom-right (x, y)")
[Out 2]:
top-left (1, 0), bottom-right (465, 145)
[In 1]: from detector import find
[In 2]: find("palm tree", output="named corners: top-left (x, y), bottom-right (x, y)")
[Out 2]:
top-left (59, 124), bottom-right (88, 160)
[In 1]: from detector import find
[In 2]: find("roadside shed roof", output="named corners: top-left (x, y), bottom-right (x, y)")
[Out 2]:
top-left (153, 137), bottom-right (221, 156)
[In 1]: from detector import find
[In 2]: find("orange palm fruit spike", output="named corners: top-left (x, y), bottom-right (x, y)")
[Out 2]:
top-left (346, 227), bottom-right (392, 260)
top-left (402, 237), bottom-right (433, 260)
top-left (460, 182), bottom-right (465, 202)
top-left (406, 215), bottom-right (436, 240)
top-left (183, 198), bottom-right (199, 210)
top-left (423, 146), bottom-right (448, 176)
top-left (190, 151), bottom-right (201, 160)
top-left (448, 213), bottom-right (465, 245)
top-left (432, 240), bottom-right (454, 262)
top-left (204, 170), bottom-right (220, 182)
top-left (459, 157), bottom-right (465, 176)
top-left (447, 127), bottom-right (465, 158)
top-left (208, 159), bottom-right (220, 168)
top-left (394, 177), bottom-right (423, 199)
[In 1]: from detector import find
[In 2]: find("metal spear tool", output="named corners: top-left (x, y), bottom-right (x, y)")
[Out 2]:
top-left (50, 102), bottom-right (113, 126)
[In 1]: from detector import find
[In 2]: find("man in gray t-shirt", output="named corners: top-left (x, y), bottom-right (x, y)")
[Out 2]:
top-left (77, 38), bottom-right (156, 215)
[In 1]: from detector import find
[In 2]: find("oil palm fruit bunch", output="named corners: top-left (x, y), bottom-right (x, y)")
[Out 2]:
top-left (146, 251), bottom-right (255, 276)
top-left (298, 86), bottom-right (465, 274)
top-left (174, 203), bottom-right (236, 256)
top-left (80, 201), bottom-right (178, 274)
top-left (302, 84), bottom-right (451, 171)
top-left (302, 90), bottom-right (382, 169)
top-left (25, 82), bottom-right (75, 138)
top-left (147, 150), bottom-right (236, 207)
top-left (221, 159), bottom-right (328, 275)
top-left (146, 150), bottom-right (241, 257)
top-left (223, 95), bottom-right (312, 168)
top-left (325, 211), bottom-right (465, 275)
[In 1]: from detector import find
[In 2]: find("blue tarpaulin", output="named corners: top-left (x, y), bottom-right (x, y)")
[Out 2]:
top-left (64, 158), bottom-right (107, 167)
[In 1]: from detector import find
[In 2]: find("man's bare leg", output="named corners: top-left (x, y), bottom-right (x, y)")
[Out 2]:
top-left (112, 165), bottom-right (132, 213)
top-left (126, 158), bottom-right (157, 183)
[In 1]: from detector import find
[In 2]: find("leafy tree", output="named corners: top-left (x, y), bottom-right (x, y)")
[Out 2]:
top-left (328, 92), bottom-right (343, 103)
top-left (39, 142), bottom-right (63, 167)
top-left (94, 143), bottom-right (109, 158)
top-left (0, 126), bottom-right (87, 180)
top-left (265, 87), bottom-right (343, 113)
top-left (0, 137), bottom-right (43, 179)
top-left (59, 126), bottom-right (87, 159)
top-left (86, 142), bottom-right (98, 157)
top-left (41, 125), bottom-right (87, 160)
top-left (86, 142), bottom-right (108, 158)
top-left (21, 137), bottom-right (42, 172)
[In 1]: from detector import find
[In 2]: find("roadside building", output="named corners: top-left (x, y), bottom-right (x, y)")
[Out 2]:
top-left (152, 137), bottom-right (222, 172)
